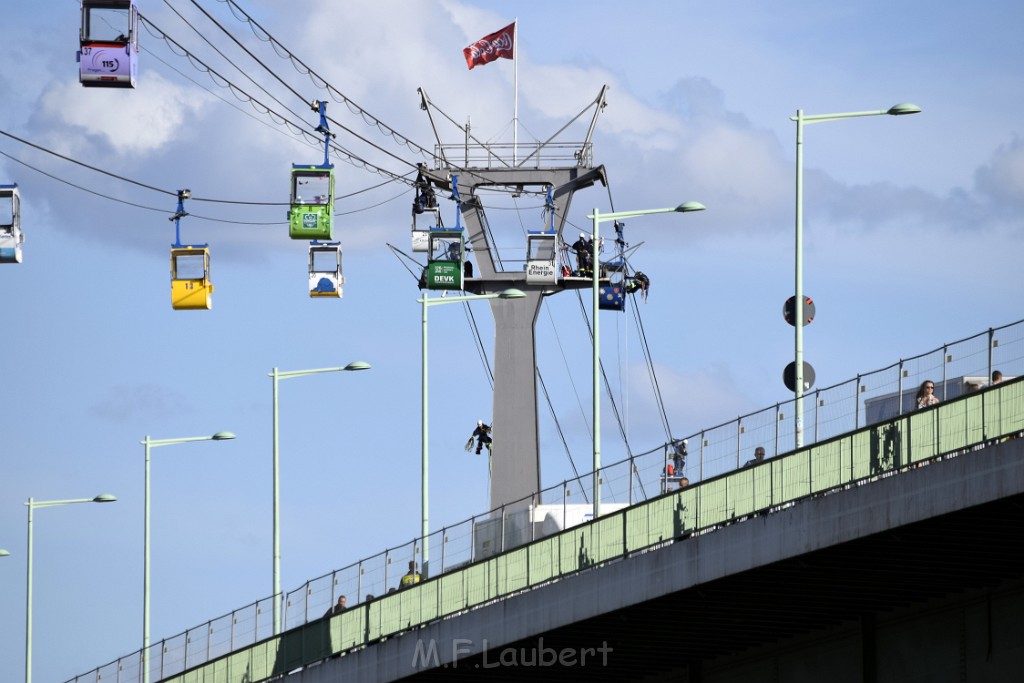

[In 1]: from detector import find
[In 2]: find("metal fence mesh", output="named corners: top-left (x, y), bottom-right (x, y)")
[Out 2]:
top-left (66, 320), bottom-right (1024, 683)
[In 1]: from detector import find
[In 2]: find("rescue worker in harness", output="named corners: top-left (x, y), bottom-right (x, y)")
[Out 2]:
top-left (465, 420), bottom-right (492, 455)
top-left (570, 232), bottom-right (593, 277)
top-left (625, 271), bottom-right (651, 301)
top-left (412, 166), bottom-right (437, 214)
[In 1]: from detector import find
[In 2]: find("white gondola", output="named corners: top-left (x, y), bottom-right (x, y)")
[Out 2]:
top-left (79, 0), bottom-right (138, 88)
top-left (525, 231), bottom-right (558, 285)
top-left (309, 242), bottom-right (344, 298)
top-left (411, 169), bottom-right (440, 252)
top-left (0, 183), bottom-right (23, 264)
top-left (411, 206), bottom-right (440, 253)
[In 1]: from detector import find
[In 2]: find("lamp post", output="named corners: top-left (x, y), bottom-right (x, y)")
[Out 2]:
top-left (270, 362), bottom-right (370, 633)
top-left (142, 433), bottom-right (234, 683)
top-left (418, 289), bottom-right (525, 577)
top-left (587, 203), bottom-right (705, 521)
top-left (791, 103), bottom-right (920, 448)
top-left (25, 494), bottom-right (116, 683)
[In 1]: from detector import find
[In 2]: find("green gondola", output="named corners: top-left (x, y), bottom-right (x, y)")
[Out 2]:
top-left (289, 163), bottom-right (334, 240)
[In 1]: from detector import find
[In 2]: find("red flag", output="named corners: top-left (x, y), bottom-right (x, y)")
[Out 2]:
top-left (463, 22), bottom-right (515, 70)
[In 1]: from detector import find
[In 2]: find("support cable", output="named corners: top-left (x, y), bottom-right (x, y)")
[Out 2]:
top-left (462, 302), bottom-right (494, 390)
top-left (460, 295), bottom-right (590, 496)
top-left (138, 14), bottom-right (418, 188)
top-left (214, 0), bottom-right (438, 163)
top-left (181, 2), bottom-right (422, 175)
top-left (159, 0), bottom-right (311, 130)
top-left (0, 135), bottom-right (407, 223)
top-left (629, 283), bottom-right (674, 442)
top-left (537, 369), bottom-right (589, 502)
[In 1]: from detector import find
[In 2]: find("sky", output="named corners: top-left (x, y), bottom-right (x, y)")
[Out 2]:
top-left (1, 1), bottom-right (1023, 680)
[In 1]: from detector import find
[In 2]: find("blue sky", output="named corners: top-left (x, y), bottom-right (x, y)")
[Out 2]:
top-left (2, 1), bottom-right (1023, 680)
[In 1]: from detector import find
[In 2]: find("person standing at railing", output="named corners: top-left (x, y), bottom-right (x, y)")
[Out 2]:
top-left (569, 232), bottom-right (593, 276)
top-left (916, 380), bottom-right (940, 409)
top-left (400, 561), bottom-right (421, 589)
top-left (743, 446), bottom-right (766, 468)
top-left (323, 595), bottom-right (347, 618)
top-left (992, 370), bottom-right (1003, 385)
top-left (672, 439), bottom-right (687, 476)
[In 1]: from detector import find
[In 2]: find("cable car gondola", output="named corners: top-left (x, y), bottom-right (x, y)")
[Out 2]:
top-left (599, 230), bottom-right (627, 311)
top-left (308, 242), bottom-right (344, 298)
top-left (525, 231), bottom-right (558, 284)
top-left (79, 0), bottom-right (138, 88)
top-left (171, 246), bottom-right (213, 310)
top-left (526, 186), bottom-right (558, 285)
top-left (411, 165), bottom-right (439, 252)
top-left (289, 101), bottom-right (335, 240)
top-left (289, 164), bottom-right (333, 240)
top-left (421, 175), bottom-right (465, 290)
top-left (167, 190), bottom-right (214, 310)
top-left (411, 212), bottom-right (435, 253)
top-left (598, 220), bottom-right (650, 311)
top-left (0, 184), bottom-right (23, 264)
top-left (423, 229), bottom-right (464, 290)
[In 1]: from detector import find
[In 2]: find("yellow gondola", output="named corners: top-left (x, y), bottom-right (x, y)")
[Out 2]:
top-left (170, 246), bottom-right (213, 310)
top-left (165, 189), bottom-right (213, 310)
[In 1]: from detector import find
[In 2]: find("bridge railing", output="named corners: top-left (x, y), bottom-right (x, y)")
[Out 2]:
top-left (160, 376), bottom-right (1022, 683)
top-left (64, 320), bottom-right (1024, 683)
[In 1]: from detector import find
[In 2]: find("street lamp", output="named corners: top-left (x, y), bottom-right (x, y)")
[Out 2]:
top-left (25, 494), bottom-right (116, 683)
top-left (142, 433), bottom-right (234, 683)
top-left (418, 288), bottom-right (525, 577)
top-left (791, 103), bottom-right (920, 448)
top-left (588, 203), bottom-right (705, 520)
top-left (270, 361), bottom-right (370, 633)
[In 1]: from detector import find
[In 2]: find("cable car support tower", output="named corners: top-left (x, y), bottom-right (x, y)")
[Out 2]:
top-left (417, 86), bottom-right (610, 513)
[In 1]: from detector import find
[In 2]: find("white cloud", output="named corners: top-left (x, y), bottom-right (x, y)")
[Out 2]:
top-left (523, 65), bottom-right (682, 147)
top-left (39, 73), bottom-right (211, 155)
top-left (616, 360), bottom-right (755, 439)
top-left (974, 137), bottom-right (1024, 210)
top-left (89, 384), bottom-right (191, 421)
top-left (679, 122), bottom-right (790, 209)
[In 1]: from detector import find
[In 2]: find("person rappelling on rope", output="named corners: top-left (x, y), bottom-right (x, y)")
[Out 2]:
top-left (625, 271), bottom-right (651, 301)
top-left (465, 420), bottom-right (492, 455)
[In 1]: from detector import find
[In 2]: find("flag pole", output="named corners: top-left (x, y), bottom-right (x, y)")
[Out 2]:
top-left (513, 17), bottom-right (518, 165)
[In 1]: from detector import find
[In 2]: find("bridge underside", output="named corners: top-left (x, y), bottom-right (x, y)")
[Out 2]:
top-left (416, 492), bottom-right (1024, 682)
top-left (294, 438), bottom-right (1024, 682)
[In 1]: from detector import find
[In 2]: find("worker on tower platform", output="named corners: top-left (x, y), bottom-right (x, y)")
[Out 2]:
top-left (570, 232), bottom-right (593, 277)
